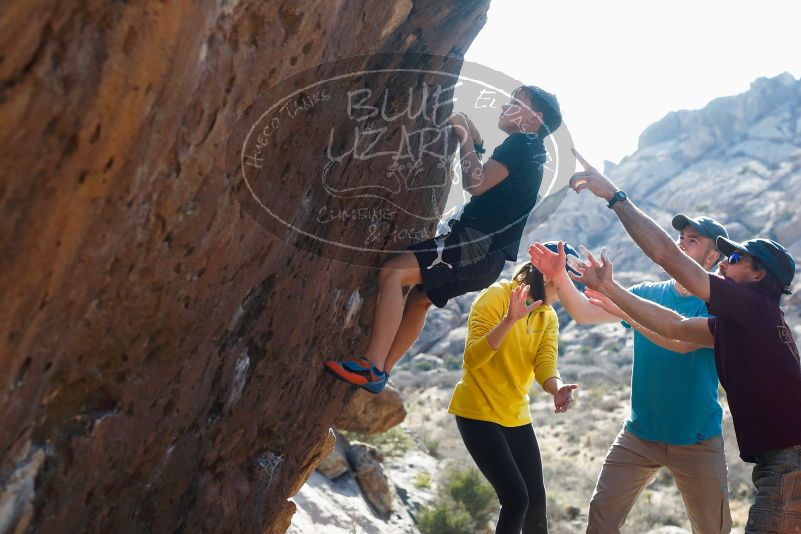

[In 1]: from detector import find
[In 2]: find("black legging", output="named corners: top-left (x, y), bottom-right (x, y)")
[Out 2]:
top-left (455, 416), bottom-right (548, 534)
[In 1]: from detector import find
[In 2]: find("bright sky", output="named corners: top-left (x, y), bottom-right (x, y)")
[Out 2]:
top-left (464, 0), bottom-right (801, 168)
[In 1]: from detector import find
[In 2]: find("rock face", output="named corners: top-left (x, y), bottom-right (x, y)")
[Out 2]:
top-left (346, 443), bottom-right (395, 519)
top-left (0, 1), bottom-right (489, 533)
top-left (289, 470), bottom-right (420, 534)
top-left (335, 385), bottom-right (407, 435)
top-left (316, 430), bottom-right (350, 480)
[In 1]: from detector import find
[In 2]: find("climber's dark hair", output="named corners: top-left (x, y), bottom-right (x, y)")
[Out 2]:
top-left (518, 85), bottom-right (562, 137)
top-left (512, 262), bottom-right (546, 303)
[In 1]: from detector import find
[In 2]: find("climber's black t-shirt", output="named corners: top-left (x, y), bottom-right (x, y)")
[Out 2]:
top-left (456, 132), bottom-right (546, 260)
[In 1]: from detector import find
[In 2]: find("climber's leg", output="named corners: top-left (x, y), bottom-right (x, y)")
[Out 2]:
top-left (384, 287), bottom-right (432, 374)
top-left (323, 252), bottom-right (421, 393)
top-left (362, 252), bottom-right (423, 368)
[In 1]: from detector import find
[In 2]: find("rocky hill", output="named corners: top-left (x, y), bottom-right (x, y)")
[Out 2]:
top-left (530, 72), bottom-right (801, 286)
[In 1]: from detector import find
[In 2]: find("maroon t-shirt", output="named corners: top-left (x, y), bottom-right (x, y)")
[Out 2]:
top-left (707, 274), bottom-right (801, 462)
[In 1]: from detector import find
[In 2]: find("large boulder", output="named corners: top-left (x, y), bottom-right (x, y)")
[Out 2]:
top-left (316, 430), bottom-right (351, 480)
top-left (336, 385), bottom-right (407, 435)
top-left (346, 443), bottom-right (394, 519)
top-left (0, 1), bottom-right (490, 532)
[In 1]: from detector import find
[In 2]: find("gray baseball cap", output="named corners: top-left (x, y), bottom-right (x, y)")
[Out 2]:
top-left (672, 214), bottom-right (729, 241)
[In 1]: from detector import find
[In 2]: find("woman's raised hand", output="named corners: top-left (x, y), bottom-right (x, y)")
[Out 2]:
top-left (504, 284), bottom-right (541, 323)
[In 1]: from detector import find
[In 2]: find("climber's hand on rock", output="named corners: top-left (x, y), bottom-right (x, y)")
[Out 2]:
top-left (448, 112), bottom-right (470, 144)
top-left (460, 113), bottom-right (483, 145)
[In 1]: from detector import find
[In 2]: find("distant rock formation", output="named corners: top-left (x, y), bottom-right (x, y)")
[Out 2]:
top-left (526, 72), bottom-right (801, 285)
top-left (0, 1), bottom-right (489, 533)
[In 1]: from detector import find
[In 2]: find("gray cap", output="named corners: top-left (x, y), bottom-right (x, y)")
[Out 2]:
top-left (672, 214), bottom-right (729, 241)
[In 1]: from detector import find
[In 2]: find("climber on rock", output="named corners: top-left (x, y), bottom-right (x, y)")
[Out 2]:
top-left (448, 241), bottom-right (580, 534)
top-left (325, 86), bottom-right (562, 394)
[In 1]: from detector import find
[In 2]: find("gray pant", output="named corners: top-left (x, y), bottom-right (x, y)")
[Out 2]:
top-left (746, 445), bottom-right (801, 533)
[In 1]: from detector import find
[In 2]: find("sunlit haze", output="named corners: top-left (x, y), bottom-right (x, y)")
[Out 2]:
top-left (463, 0), bottom-right (801, 168)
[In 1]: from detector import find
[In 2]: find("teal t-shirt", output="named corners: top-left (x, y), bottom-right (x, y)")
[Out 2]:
top-left (624, 280), bottom-right (722, 445)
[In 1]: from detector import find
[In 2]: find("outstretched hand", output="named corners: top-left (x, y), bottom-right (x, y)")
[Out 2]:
top-left (569, 148), bottom-right (619, 201)
top-left (528, 241), bottom-right (566, 279)
top-left (553, 383), bottom-right (579, 413)
top-left (505, 284), bottom-right (542, 323)
top-left (585, 288), bottom-right (628, 321)
top-left (569, 246), bottom-right (615, 291)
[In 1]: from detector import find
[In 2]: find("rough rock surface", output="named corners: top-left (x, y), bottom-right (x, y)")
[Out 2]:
top-left (289, 470), bottom-right (419, 534)
top-left (0, 1), bottom-right (489, 532)
top-left (291, 445), bottom-right (439, 533)
top-left (346, 443), bottom-right (395, 519)
top-left (335, 385), bottom-right (407, 435)
top-left (316, 430), bottom-right (350, 480)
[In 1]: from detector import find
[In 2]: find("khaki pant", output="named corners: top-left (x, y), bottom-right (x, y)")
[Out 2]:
top-left (587, 427), bottom-right (732, 534)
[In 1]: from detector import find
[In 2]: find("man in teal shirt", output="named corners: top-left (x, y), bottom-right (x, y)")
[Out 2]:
top-left (529, 214), bottom-right (732, 534)
top-left (624, 279), bottom-right (721, 445)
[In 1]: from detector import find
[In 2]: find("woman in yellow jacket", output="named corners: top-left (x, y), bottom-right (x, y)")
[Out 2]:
top-left (448, 241), bottom-right (581, 534)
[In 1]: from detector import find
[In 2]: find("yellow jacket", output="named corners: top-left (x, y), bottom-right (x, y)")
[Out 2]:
top-left (448, 279), bottom-right (560, 426)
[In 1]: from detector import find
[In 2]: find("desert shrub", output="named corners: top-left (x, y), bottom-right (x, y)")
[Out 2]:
top-left (444, 353), bottom-right (463, 370)
top-left (414, 472), bottom-right (432, 489)
top-left (416, 499), bottom-right (472, 534)
top-left (422, 436), bottom-right (441, 458)
top-left (443, 465), bottom-right (496, 527)
top-left (415, 464), bottom-right (496, 534)
top-left (339, 426), bottom-right (416, 457)
top-left (414, 360), bottom-right (434, 372)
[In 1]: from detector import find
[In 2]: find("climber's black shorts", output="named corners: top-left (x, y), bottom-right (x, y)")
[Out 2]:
top-left (407, 225), bottom-right (507, 308)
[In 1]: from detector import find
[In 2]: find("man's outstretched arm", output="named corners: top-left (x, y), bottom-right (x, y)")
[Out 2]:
top-left (572, 248), bottom-right (714, 346)
top-left (570, 149), bottom-right (712, 301)
top-left (599, 279), bottom-right (714, 346)
top-left (585, 289), bottom-right (710, 353)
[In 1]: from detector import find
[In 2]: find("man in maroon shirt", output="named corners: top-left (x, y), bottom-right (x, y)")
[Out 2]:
top-left (559, 149), bottom-right (801, 532)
